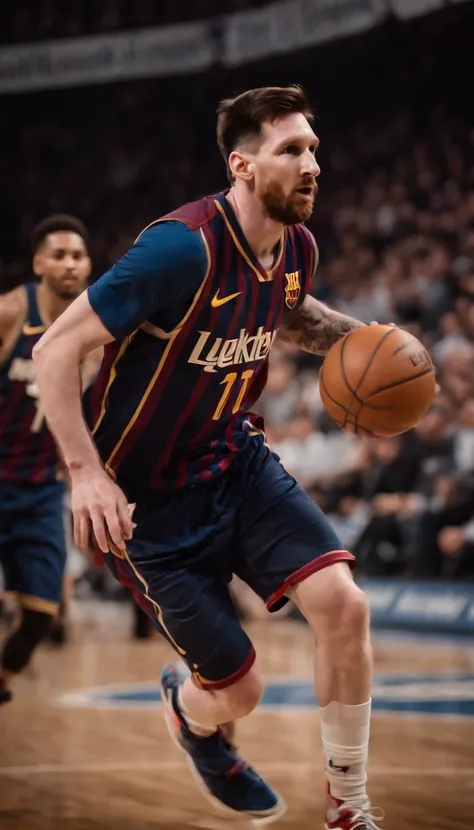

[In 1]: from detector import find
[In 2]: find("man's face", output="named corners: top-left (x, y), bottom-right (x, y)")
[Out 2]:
top-left (34, 231), bottom-right (91, 300)
top-left (246, 112), bottom-right (320, 224)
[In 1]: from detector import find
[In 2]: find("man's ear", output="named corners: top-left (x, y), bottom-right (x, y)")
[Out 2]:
top-left (229, 151), bottom-right (254, 182)
top-left (33, 252), bottom-right (43, 278)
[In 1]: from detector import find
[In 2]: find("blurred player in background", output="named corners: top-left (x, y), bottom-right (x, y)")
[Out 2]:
top-left (0, 215), bottom-right (93, 704)
top-left (34, 88), bottom-right (383, 830)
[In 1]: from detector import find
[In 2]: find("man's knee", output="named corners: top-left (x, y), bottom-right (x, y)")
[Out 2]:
top-left (291, 562), bottom-right (370, 640)
top-left (217, 666), bottom-right (265, 718)
top-left (336, 583), bottom-right (371, 639)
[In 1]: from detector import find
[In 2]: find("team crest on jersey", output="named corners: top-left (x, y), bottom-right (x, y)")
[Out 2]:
top-left (284, 271), bottom-right (301, 309)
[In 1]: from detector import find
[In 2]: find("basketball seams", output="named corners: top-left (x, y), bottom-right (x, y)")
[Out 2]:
top-left (339, 331), bottom-right (364, 405)
top-left (349, 326), bottom-right (398, 397)
top-left (319, 366), bottom-right (365, 433)
top-left (339, 331), bottom-right (365, 431)
top-left (392, 342), bottom-right (411, 356)
top-left (320, 325), bottom-right (435, 436)
top-left (365, 366), bottom-right (434, 401)
top-left (319, 365), bottom-right (349, 415)
top-left (339, 326), bottom-right (398, 432)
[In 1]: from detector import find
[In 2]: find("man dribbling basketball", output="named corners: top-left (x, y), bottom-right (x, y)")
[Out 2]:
top-left (33, 85), bottom-right (384, 829)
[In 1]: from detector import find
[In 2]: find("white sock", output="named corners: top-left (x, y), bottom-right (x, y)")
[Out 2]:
top-left (320, 699), bottom-right (371, 806)
top-left (177, 687), bottom-right (217, 737)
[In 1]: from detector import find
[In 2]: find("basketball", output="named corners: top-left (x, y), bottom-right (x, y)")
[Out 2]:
top-left (319, 325), bottom-right (436, 437)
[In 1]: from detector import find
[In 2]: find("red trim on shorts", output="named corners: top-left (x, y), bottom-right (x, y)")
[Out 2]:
top-left (266, 550), bottom-right (356, 612)
top-left (191, 645), bottom-right (256, 691)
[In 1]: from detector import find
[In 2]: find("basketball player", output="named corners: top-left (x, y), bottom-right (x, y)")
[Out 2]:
top-left (33, 88), bottom-right (383, 829)
top-left (0, 215), bottom-right (92, 705)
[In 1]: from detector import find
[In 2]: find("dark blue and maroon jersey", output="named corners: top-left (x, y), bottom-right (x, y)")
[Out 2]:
top-left (87, 191), bottom-right (317, 497)
top-left (0, 283), bottom-right (60, 484)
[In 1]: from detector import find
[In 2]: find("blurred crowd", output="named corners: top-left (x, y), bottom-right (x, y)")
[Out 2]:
top-left (0, 0), bottom-right (267, 44)
top-left (259, 96), bottom-right (474, 580)
top-left (2, 3), bottom-right (474, 588)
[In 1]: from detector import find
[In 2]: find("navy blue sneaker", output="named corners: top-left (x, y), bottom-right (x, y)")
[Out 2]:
top-left (160, 665), bottom-right (285, 824)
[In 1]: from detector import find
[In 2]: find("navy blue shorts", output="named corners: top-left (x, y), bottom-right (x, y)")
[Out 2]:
top-left (0, 480), bottom-right (66, 615)
top-left (105, 436), bottom-right (354, 689)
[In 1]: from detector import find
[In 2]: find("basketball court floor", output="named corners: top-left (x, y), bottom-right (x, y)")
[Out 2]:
top-left (1, 605), bottom-right (473, 830)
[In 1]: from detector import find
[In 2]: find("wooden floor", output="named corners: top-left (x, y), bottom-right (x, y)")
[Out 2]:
top-left (1, 604), bottom-right (474, 830)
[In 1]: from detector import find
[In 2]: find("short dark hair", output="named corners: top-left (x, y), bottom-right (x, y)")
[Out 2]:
top-left (217, 85), bottom-right (313, 184)
top-left (32, 214), bottom-right (89, 253)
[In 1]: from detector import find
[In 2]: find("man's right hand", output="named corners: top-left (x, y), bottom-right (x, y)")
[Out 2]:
top-left (70, 467), bottom-right (134, 553)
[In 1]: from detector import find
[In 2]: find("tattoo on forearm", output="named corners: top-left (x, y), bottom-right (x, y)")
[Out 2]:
top-left (280, 297), bottom-right (364, 355)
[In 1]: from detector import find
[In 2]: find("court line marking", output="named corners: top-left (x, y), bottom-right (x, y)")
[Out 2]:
top-left (372, 629), bottom-right (474, 647)
top-left (54, 690), bottom-right (474, 722)
top-left (0, 761), bottom-right (472, 776)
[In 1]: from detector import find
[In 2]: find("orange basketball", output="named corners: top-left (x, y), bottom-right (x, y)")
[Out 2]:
top-left (319, 325), bottom-right (436, 437)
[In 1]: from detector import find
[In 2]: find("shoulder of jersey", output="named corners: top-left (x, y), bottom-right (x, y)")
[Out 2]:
top-left (292, 223), bottom-right (318, 256)
top-left (137, 194), bottom-right (221, 241)
top-left (0, 285), bottom-right (28, 326)
top-left (293, 223), bottom-right (316, 243)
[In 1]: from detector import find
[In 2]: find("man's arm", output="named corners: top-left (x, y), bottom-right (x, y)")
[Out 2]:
top-left (278, 294), bottom-right (364, 356)
top-left (33, 293), bottom-right (128, 552)
top-left (33, 292), bottom-right (114, 474)
top-left (0, 287), bottom-right (27, 351)
top-left (33, 221), bottom-right (207, 552)
top-left (34, 221), bottom-right (207, 472)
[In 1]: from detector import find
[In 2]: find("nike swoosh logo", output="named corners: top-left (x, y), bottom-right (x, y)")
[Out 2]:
top-left (211, 291), bottom-right (241, 308)
top-left (23, 323), bottom-right (47, 336)
top-left (329, 760), bottom-right (350, 773)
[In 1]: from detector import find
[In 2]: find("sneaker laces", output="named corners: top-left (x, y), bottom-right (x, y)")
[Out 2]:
top-left (340, 802), bottom-right (385, 829)
top-left (218, 731), bottom-right (249, 778)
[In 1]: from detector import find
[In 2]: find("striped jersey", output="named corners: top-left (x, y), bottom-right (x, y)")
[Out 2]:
top-left (87, 191), bottom-right (317, 497)
top-left (0, 283), bottom-right (59, 484)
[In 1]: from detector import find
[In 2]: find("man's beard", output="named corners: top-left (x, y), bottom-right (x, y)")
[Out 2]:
top-left (260, 179), bottom-right (316, 225)
top-left (48, 277), bottom-right (82, 300)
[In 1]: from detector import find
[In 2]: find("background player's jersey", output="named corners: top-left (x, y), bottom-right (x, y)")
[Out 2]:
top-left (0, 283), bottom-right (59, 484)
top-left (88, 192), bottom-right (317, 497)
